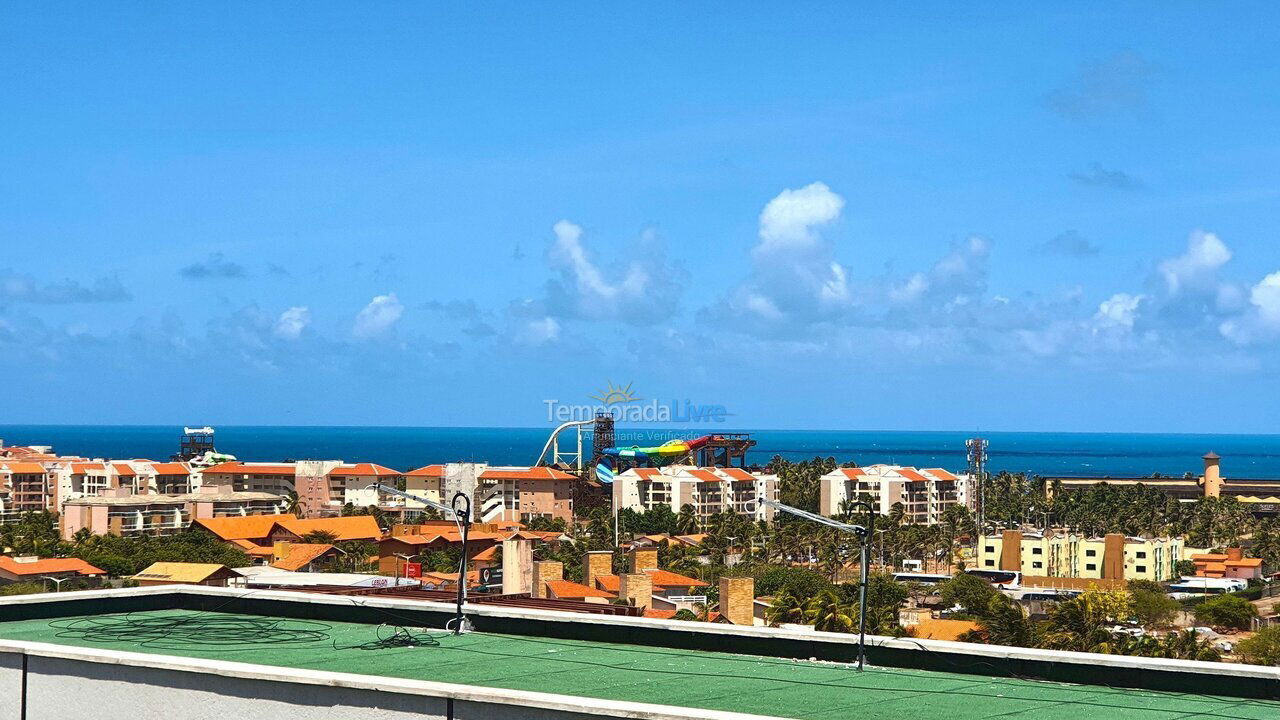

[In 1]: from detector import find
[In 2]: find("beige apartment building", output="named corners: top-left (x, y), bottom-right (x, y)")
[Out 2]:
top-left (818, 465), bottom-right (973, 524)
top-left (612, 466), bottom-right (778, 523)
top-left (977, 529), bottom-right (1184, 582)
top-left (60, 485), bottom-right (287, 540)
top-left (201, 461), bottom-right (405, 517)
top-left (404, 464), bottom-right (577, 524)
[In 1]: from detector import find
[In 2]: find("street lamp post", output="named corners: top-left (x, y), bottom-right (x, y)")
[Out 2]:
top-left (42, 576), bottom-right (69, 593)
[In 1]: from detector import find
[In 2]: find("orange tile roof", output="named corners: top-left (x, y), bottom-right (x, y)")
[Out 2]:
top-left (199, 514), bottom-right (382, 543)
top-left (897, 468), bottom-right (928, 483)
top-left (635, 468), bottom-right (662, 480)
top-left (643, 609), bottom-right (679, 619)
top-left (329, 463), bottom-right (401, 477)
top-left (480, 466), bottom-right (576, 480)
top-left (1204, 562), bottom-right (1228, 573)
top-left (1192, 554), bottom-right (1230, 562)
top-left (643, 568), bottom-right (708, 588)
top-left (194, 515), bottom-right (297, 541)
top-left (0, 462), bottom-right (46, 474)
top-left (271, 543), bottom-right (336, 571)
top-left (0, 556), bottom-right (104, 576)
top-left (595, 574), bottom-right (621, 592)
top-left (112, 463), bottom-right (137, 476)
top-left (912, 618), bottom-right (981, 641)
top-left (149, 462), bottom-right (190, 475)
top-left (402, 465), bottom-right (574, 481)
top-left (382, 530), bottom-right (504, 546)
top-left (470, 546), bottom-right (498, 563)
top-left (405, 464), bottom-right (443, 477)
top-left (839, 468), bottom-right (865, 479)
top-left (689, 469), bottom-right (721, 483)
top-left (201, 462), bottom-right (296, 475)
top-left (71, 462), bottom-right (105, 474)
top-left (1227, 558), bottom-right (1264, 567)
top-left (228, 539), bottom-right (275, 556)
top-left (721, 468), bottom-right (755, 481)
top-left (545, 579), bottom-right (614, 599)
top-left (923, 468), bottom-right (959, 481)
top-left (284, 516), bottom-right (383, 542)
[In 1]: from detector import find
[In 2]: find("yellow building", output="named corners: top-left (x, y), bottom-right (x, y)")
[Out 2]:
top-left (977, 529), bottom-right (1183, 583)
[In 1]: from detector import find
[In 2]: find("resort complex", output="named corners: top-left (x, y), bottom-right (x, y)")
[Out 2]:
top-left (4, 425), bottom-right (1280, 719)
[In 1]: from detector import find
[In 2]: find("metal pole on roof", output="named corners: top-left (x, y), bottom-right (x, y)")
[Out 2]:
top-left (368, 483), bottom-right (474, 634)
top-left (760, 498), bottom-right (873, 671)
top-left (451, 492), bottom-right (473, 635)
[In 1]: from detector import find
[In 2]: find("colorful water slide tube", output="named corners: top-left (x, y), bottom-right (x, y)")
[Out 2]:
top-left (600, 435), bottom-right (711, 464)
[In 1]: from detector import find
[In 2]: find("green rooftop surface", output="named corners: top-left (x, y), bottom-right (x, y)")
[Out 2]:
top-left (0, 609), bottom-right (1276, 719)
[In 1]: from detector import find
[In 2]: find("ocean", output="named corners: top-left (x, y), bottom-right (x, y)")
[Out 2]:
top-left (3, 425), bottom-right (1279, 478)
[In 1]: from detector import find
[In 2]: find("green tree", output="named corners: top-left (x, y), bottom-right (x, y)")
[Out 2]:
top-left (1131, 588), bottom-right (1179, 628)
top-left (1238, 627), bottom-right (1280, 666)
top-left (1193, 595), bottom-right (1257, 630)
top-left (938, 573), bottom-right (1000, 617)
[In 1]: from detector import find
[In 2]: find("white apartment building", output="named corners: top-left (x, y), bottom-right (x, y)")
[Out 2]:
top-left (818, 465), bottom-right (973, 524)
top-left (612, 466), bottom-right (778, 523)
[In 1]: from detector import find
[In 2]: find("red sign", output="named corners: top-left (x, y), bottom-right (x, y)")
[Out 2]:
top-left (404, 562), bottom-right (422, 579)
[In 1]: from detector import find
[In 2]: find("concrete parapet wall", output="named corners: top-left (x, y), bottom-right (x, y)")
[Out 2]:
top-left (3, 585), bottom-right (1280, 703)
top-left (0, 640), bottom-right (775, 720)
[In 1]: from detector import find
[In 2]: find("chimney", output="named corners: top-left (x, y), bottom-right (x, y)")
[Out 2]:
top-left (531, 560), bottom-right (562, 599)
top-left (583, 550), bottom-right (612, 590)
top-left (620, 573), bottom-right (652, 610)
top-left (999, 529), bottom-right (1022, 572)
top-left (1203, 452), bottom-right (1222, 498)
top-left (629, 547), bottom-right (658, 574)
top-left (1227, 547), bottom-right (1244, 562)
top-left (502, 538), bottom-right (533, 595)
top-left (1102, 533), bottom-right (1125, 580)
top-left (273, 541), bottom-right (292, 561)
top-left (719, 576), bottom-right (754, 626)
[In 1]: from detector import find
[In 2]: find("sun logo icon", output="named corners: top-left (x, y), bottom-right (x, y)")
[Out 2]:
top-left (591, 381), bottom-right (640, 405)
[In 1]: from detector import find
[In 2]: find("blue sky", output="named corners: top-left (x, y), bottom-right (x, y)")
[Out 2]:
top-left (4, 4), bottom-right (1280, 432)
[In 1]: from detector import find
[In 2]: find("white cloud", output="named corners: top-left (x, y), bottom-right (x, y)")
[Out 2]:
top-left (1250, 272), bottom-right (1280, 326)
top-left (353, 293), bottom-right (404, 339)
top-left (273, 306), bottom-right (311, 340)
top-left (1157, 230), bottom-right (1231, 295)
top-left (542, 221), bottom-right (682, 326)
top-left (1094, 293), bottom-right (1144, 330)
top-left (1220, 271), bottom-right (1280, 345)
top-left (757, 182), bottom-right (845, 253)
top-left (516, 316), bottom-right (560, 345)
top-left (713, 182), bottom-right (855, 331)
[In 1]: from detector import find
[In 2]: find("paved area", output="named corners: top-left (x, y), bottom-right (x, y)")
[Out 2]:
top-left (1, 609), bottom-right (1278, 719)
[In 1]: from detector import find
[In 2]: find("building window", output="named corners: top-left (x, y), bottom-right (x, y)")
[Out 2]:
top-left (1086, 563), bottom-right (1097, 571)
top-left (1032, 561), bottom-right (1043, 569)
top-left (1135, 551), bottom-right (1146, 559)
top-left (984, 559), bottom-right (994, 567)
top-left (1085, 550), bottom-right (1096, 557)
top-left (1031, 547), bottom-right (1042, 555)
top-left (1136, 566), bottom-right (1147, 573)
top-left (985, 545), bottom-right (995, 553)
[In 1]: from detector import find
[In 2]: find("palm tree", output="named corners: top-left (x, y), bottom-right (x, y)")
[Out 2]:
top-left (766, 588), bottom-right (808, 626)
top-left (806, 590), bottom-right (856, 633)
top-left (283, 491), bottom-right (302, 515)
top-left (301, 529), bottom-right (340, 544)
top-left (675, 504), bottom-right (699, 535)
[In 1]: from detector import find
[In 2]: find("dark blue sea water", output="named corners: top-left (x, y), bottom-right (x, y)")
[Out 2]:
top-left (2, 425), bottom-right (1279, 478)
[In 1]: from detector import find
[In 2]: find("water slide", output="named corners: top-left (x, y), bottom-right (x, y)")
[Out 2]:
top-left (599, 435), bottom-right (711, 465)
